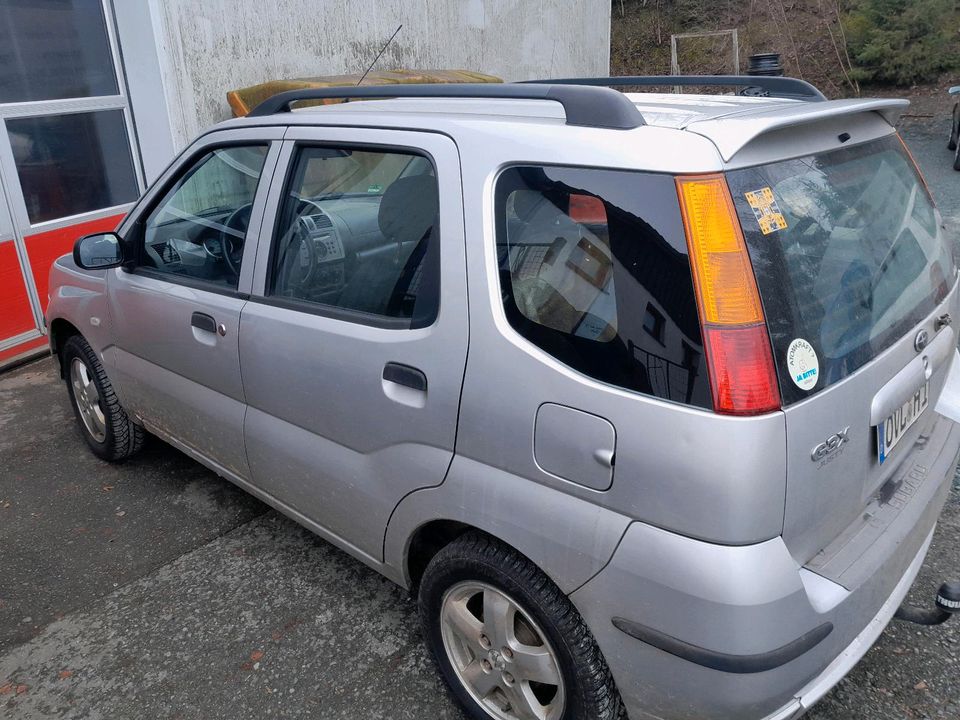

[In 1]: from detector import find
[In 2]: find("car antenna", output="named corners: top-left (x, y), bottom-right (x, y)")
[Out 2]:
top-left (357, 24), bottom-right (403, 86)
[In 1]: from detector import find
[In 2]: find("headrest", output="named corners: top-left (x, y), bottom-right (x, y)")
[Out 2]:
top-left (378, 174), bottom-right (439, 244)
top-left (511, 189), bottom-right (553, 222)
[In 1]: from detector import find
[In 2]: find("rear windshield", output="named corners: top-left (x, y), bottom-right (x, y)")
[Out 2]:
top-left (727, 135), bottom-right (955, 405)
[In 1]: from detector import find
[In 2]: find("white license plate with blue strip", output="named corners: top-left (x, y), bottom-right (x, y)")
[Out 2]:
top-left (877, 381), bottom-right (930, 464)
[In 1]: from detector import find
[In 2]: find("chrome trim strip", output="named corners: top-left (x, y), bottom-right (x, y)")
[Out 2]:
top-left (0, 329), bottom-right (42, 352)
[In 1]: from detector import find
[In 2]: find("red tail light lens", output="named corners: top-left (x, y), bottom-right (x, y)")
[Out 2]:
top-left (701, 324), bottom-right (780, 414)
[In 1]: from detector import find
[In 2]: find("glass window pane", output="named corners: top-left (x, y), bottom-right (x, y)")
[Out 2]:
top-left (269, 146), bottom-right (440, 327)
top-left (8, 110), bottom-right (139, 224)
top-left (495, 165), bottom-right (710, 409)
top-left (728, 136), bottom-right (955, 405)
top-left (140, 146), bottom-right (269, 290)
top-left (0, 0), bottom-right (118, 103)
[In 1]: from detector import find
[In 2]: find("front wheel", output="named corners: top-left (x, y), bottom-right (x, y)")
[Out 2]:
top-left (62, 335), bottom-right (144, 461)
top-left (949, 104), bottom-right (959, 151)
top-left (418, 532), bottom-right (624, 720)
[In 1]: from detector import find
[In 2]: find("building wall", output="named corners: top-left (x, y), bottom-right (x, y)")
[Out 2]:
top-left (145, 0), bottom-right (611, 149)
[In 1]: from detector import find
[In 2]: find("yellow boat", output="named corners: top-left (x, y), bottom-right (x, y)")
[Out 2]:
top-left (228, 69), bottom-right (502, 117)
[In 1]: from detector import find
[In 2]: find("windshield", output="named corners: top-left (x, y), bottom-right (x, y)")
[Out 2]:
top-left (727, 135), bottom-right (956, 405)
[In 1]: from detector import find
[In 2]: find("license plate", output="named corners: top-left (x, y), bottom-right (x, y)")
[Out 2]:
top-left (877, 381), bottom-right (930, 464)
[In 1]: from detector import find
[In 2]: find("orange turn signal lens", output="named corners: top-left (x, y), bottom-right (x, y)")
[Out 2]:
top-left (676, 175), bottom-right (764, 326)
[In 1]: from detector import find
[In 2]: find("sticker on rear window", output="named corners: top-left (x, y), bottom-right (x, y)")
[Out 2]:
top-left (787, 338), bottom-right (819, 391)
top-left (744, 187), bottom-right (788, 235)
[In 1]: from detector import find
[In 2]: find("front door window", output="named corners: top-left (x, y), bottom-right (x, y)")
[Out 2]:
top-left (139, 146), bottom-right (269, 289)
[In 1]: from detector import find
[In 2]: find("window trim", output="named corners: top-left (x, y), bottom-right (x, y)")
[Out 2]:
top-left (0, 0), bottom-right (147, 232)
top-left (123, 141), bottom-right (272, 296)
top-left (261, 140), bottom-right (442, 331)
top-left (251, 294), bottom-right (419, 330)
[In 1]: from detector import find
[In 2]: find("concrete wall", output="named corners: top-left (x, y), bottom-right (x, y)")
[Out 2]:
top-left (145, 0), bottom-right (611, 149)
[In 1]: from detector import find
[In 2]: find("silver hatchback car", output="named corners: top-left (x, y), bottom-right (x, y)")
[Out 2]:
top-left (46, 76), bottom-right (960, 720)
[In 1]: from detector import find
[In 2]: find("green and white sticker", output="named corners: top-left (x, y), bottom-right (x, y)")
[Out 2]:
top-left (787, 338), bottom-right (819, 391)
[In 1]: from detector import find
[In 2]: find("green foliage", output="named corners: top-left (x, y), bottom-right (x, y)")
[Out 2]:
top-left (844, 0), bottom-right (960, 85)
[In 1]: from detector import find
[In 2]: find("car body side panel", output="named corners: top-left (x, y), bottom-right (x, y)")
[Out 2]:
top-left (241, 128), bottom-right (469, 562)
top-left (47, 258), bottom-right (114, 364)
top-left (451, 126), bottom-right (788, 547)
top-left (103, 136), bottom-right (282, 481)
top-left (383, 454), bottom-right (633, 594)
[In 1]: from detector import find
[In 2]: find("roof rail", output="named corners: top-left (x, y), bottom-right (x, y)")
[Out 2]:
top-left (518, 76), bottom-right (827, 102)
top-left (246, 83), bottom-right (646, 129)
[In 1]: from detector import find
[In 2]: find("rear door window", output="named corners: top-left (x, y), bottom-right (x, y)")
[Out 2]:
top-left (268, 146), bottom-right (439, 328)
top-left (495, 165), bottom-right (711, 408)
top-left (727, 135), bottom-right (955, 404)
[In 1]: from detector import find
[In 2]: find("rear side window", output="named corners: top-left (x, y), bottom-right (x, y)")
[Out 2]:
top-left (495, 165), bottom-right (711, 409)
top-left (727, 135), bottom-right (956, 404)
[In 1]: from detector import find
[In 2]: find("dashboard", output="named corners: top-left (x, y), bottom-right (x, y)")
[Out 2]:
top-left (296, 207), bottom-right (346, 291)
top-left (278, 194), bottom-right (399, 300)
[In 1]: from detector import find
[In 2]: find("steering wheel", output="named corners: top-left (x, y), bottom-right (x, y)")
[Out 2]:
top-left (275, 199), bottom-right (327, 294)
top-left (219, 203), bottom-right (253, 277)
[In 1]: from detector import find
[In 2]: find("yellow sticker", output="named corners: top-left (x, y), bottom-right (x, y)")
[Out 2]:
top-left (744, 187), bottom-right (788, 235)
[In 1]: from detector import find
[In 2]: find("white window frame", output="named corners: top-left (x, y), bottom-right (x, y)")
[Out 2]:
top-left (0, 0), bottom-right (146, 329)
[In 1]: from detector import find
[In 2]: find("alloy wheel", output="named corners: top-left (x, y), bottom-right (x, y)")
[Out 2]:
top-left (440, 581), bottom-right (566, 720)
top-left (70, 357), bottom-right (106, 443)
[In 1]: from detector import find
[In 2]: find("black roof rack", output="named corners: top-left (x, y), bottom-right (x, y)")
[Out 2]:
top-left (518, 75), bottom-right (827, 102)
top-left (247, 83), bottom-right (646, 129)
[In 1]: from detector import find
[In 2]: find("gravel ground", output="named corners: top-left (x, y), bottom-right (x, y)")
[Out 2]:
top-left (2, 102), bottom-right (960, 720)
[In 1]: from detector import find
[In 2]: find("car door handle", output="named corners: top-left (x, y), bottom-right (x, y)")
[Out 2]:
top-left (382, 362), bottom-right (427, 392)
top-left (191, 312), bottom-right (217, 334)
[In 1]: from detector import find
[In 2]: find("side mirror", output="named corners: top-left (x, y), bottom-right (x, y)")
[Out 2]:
top-left (73, 232), bottom-right (125, 270)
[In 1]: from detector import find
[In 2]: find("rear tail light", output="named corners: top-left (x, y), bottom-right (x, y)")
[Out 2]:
top-left (676, 174), bottom-right (780, 415)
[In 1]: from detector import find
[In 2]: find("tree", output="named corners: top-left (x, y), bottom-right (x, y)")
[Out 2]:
top-left (845, 0), bottom-right (959, 85)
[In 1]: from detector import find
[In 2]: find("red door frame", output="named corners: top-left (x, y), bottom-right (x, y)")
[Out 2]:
top-left (0, 212), bottom-right (126, 368)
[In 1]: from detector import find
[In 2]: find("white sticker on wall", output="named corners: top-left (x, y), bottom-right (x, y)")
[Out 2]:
top-left (787, 338), bottom-right (819, 391)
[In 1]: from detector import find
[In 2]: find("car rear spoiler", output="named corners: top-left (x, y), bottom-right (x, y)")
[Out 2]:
top-left (684, 98), bottom-right (910, 161)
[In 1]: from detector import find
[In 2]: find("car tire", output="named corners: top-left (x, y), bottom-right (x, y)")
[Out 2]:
top-left (949, 104), bottom-right (959, 151)
top-left (954, 140), bottom-right (960, 172)
top-left (418, 532), bottom-right (625, 720)
top-left (62, 335), bottom-right (144, 462)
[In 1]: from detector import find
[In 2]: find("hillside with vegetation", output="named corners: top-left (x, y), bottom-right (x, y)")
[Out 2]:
top-left (611, 0), bottom-right (960, 98)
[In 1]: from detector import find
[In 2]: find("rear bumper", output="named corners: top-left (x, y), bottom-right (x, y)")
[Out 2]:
top-left (571, 417), bottom-right (960, 720)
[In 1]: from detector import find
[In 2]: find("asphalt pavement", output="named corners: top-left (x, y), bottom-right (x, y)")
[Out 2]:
top-left (2, 108), bottom-right (960, 719)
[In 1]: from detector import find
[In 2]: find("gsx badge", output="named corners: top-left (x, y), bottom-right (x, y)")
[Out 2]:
top-left (811, 427), bottom-right (850, 462)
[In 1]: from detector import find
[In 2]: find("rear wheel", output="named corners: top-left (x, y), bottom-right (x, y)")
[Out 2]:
top-left (62, 335), bottom-right (144, 461)
top-left (418, 532), bottom-right (624, 720)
